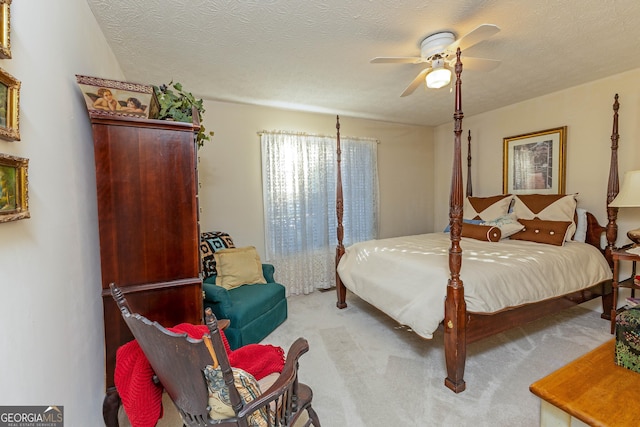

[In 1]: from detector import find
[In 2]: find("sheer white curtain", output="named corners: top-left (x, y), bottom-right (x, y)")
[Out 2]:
top-left (261, 131), bottom-right (378, 295)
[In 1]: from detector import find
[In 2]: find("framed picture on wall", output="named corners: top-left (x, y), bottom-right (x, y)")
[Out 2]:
top-left (0, 66), bottom-right (19, 141)
top-left (0, 0), bottom-right (10, 59)
top-left (0, 153), bottom-right (29, 223)
top-left (503, 126), bottom-right (567, 195)
top-left (76, 75), bottom-right (160, 119)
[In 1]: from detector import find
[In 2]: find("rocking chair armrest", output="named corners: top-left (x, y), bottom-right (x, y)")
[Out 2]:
top-left (237, 337), bottom-right (310, 414)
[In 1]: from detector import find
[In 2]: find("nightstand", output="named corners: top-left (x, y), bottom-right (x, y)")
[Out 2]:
top-left (530, 340), bottom-right (640, 427)
top-left (610, 246), bottom-right (640, 333)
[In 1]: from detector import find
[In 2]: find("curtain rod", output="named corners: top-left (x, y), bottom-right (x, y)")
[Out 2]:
top-left (257, 129), bottom-right (379, 143)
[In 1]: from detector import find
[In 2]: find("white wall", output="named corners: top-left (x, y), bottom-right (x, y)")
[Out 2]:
top-left (434, 68), bottom-right (640, 240)
top-left (197, 101), bottom-right (434, 257)
top-left (0, 1), bottom-right (123, 425)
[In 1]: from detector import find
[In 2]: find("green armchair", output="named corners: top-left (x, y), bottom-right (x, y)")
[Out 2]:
top-left (202, 263), bottom-right (288, 350)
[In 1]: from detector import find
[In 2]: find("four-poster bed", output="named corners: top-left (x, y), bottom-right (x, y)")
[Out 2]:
top-left (334, 49), bottom-right (621, 393)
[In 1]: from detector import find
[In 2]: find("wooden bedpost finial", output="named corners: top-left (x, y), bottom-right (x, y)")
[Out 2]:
top-left (336, 115), bottom-right (347, 309)
top-left (466, 130), bottom-right (473, 197)
top-left (445, 46), bottom-right (467, 394)
top-left (606, 94), bottom-right (620, 257)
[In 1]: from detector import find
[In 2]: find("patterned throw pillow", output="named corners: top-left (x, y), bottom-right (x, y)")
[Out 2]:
top-left (203, 365), bottom-right (269, 426)
top-left (512, 194), bottom-right (577, 241)
top-left (201, 232), bottom-right (235, 278)
top-left (464, 195), bottom-right (513, 221)
top-left (481, 213), bottom-right (525, 238)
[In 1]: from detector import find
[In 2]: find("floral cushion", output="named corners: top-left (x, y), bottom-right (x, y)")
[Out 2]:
top-left (615, 308), bottom-right (640, 373)
top-left (203, 365), bottom-right (269, 426)
top-left (480, 213), bottom-right (524, 238)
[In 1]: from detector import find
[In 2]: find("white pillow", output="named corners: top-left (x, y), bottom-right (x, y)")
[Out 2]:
top-left (573, 208), bottom-right (587, 243)
top-left (481, 213), bottom-right (525, 239)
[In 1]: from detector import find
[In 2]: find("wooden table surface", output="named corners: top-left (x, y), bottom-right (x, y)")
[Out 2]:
top-left (530, 339), bottom-right (640, 427)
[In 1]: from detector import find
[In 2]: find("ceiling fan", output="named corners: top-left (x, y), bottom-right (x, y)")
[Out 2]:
top-left (371, 24), bottom-right (501, 97)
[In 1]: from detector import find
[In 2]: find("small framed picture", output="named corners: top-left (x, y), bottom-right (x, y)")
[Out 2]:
top-left (76, 75), bottom-right (160, 119)
top-left (503, 126), bottom-right (567, 195)
top-left (0, 153), bottom-right (29, 223)
top-left (0, 67), bottom-right (20, 141)
top-left (0, 0), bottom-right (10, 59)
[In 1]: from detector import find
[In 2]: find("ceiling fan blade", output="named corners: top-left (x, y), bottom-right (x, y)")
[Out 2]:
top-left (370, 56), bottom-right (426, 64)
top-left (448, 24), bottom-right (500, 52)
top-left (460, 56), bottom-right (501, 71)
top-left (400, 68), bottom-right (431, 97)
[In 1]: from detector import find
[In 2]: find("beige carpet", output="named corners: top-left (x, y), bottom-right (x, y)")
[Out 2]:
top-left (121, 290), bottom-right (612, 426)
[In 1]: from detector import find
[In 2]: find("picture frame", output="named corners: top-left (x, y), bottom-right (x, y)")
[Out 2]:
top-left (0, 66), bottom-right (19, 141)
top-left (503, 126), bottom-right (567, 195)
top-left (75, 75), bottom-right (160, 119)
top-left (0, 153), bottom-right (29, 223)
top-left (0, 0), bottom-right (10, 59)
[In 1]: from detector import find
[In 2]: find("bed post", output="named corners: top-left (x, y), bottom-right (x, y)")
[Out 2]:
top-left (600, 94), bottom-right (620, 319)
top-left (335, 115), bottom-right (348, 309)
top-left (605, 94), bottom-right (620, 263)
top-left (466, 130), bottom-right (473, 197)
top-left (444, 48), bottom-right (467, 393)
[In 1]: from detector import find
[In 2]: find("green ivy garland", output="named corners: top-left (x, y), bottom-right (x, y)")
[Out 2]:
top-left (153, 81), bottom-right (214, 148)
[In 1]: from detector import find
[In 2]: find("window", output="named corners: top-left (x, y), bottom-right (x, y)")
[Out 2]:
top-left (261, 131), bottom-right (378, 295)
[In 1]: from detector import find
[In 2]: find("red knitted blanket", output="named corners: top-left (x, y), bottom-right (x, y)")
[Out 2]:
top-left (114, 324), bottom-right (285, 427)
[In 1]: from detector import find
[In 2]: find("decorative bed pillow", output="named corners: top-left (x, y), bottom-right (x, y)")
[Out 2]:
top-left (201, 231), bottom-right (235, 278)
top-left (214, 246), bottom-right (267, 290)
top-left (512, 194), bottom-right (577, 241)
top-left (480, 213), bottom-right (525, 238)
top-left (464, 195), bottom-right (513, 221)
top-left (461, 223), bottom-right (501, 242)
top-left (510, 219), bottom-right (572, 246)
top-left (203, 364), bottom-right (269, 426)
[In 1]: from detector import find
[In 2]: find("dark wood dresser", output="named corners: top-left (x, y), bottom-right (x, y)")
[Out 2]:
top-left (88, 113), bottom-right (203, 426)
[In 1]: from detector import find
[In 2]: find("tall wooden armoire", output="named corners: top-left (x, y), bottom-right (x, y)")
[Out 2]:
top-left (89, 112), bottom-right (203, 425)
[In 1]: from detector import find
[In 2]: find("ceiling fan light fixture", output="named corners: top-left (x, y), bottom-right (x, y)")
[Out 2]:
top-left (426, 67), bottom-right (451, 89)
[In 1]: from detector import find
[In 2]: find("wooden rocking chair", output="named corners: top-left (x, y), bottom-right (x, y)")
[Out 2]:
top-left (110, 283), bottom-right (320, 427)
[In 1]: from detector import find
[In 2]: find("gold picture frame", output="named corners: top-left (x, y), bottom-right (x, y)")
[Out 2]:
top-left (76, 75), bottom-right (160, 119)
top-left (0, 0), bottom-right (10, 59)
top-left (503, 126), bottom-right (567, 195)
top-left (0, 153), bottom-right (29, 223)
top-left (0, 67), bottom-right (19, 141)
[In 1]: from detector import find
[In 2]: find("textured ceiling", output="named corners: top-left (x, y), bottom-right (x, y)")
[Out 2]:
top-left (85, 0), bottom-right (640, 126)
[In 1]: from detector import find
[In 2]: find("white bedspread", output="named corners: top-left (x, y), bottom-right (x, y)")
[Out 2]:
top-left (337, 233), bottom-right (612, 339)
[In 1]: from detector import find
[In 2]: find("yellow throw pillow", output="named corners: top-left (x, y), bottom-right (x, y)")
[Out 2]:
top-left (214, 246), bottom-right (267, 290)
